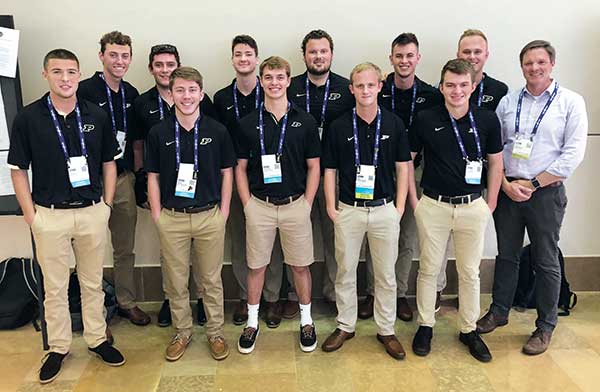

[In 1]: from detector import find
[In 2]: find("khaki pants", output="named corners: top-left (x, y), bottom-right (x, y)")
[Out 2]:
top-left (156, 206), bottom-right (225, 338)
top-left (32, 202), bottom-right (111, 353)
top-left (334, 202), bottom-right (400, 336)
top-left (109, 171), bottom-right (138, 309)
top-left (414, 195), bottom-right (490, 333)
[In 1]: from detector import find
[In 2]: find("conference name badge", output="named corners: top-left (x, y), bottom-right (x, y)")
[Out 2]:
top-left (175, 163), bottom-right (197, 199)
top-left (262, 154), bottom-right (282, 184)
top-left (355, 165), bottom-right (375, 200)
top-left (68, 156), bottom-right (91, 188)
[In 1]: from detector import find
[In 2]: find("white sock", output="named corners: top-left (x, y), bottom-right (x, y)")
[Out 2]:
top-left (299, 302), bottom-right (313, 326)
top-left (247, 303), bottom-right (259, 329)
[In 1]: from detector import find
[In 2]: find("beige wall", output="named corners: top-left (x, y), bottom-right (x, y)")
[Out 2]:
top-left (2, 0), bottom-right (599, 264)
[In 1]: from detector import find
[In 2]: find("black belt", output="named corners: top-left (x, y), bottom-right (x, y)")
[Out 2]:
top-left (424, 190), bottom-right (481, 205)
top-left (253, 193), bottom-right (302, 206)
top-left (346, 196), bottom-right (393, 208)
top-left (170, 202), bottom-right (217, 214)
top-left (38, 199), bottom-right (100, 209)
top-left (506, 177), bottom-right (563, 188)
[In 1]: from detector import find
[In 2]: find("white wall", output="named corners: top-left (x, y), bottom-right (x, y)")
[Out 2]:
top-left (1, 0), bottom-right (599, 263)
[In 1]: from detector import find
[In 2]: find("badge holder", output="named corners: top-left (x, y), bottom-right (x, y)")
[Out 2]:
top-left (262, 154), bottom-right (282, 184)
top-left (355, 165), bottom-right (375, 200)
top-left (68, 156), bottom-right (91, 188)
top-left (175, 163), bottom-right (197, 198)
top-left (512, 137), bottom-right (533, 160)
top-left (464, 160), bottom-right (483, 185)
top-left (116, 131), bottom-right (127, 154)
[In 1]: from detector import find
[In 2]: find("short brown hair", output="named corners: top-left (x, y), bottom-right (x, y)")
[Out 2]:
top-left (349, 62), bottom-right (383, 84)
top-left (458, 29), bottom-right (488, 48)
top-left (259, 56), bottom-right (291, 77)
top-left (440, 58), bottom-right (476, 84)
top-left (301, 29), bottom-right (334, 55)
top-left (169, 66), bottom-right (203, 90)
top-left (100, 31), bottom-right (132, 54)
top-left (232, 35), bottom-right (258, 56)
top-left (43, 48), bottom-right (79, 70)
top-left (519, 40), bottom-right (556, 65)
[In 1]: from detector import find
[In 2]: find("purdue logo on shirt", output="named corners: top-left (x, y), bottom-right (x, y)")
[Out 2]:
top-left (290, 121), bottom-right (302, 128)
top-left (381, 134), bottom-right (391, 141)
top-left (83, 124), bottom-right (95, 132)
top-left (482, 95), bottom-right (494, 103)
top-left (200, 138), bottom-right (212, 145)
top-left (416, 97), bottom-right (426, 104)
top-left (328, 93), bottom-right (342, 101)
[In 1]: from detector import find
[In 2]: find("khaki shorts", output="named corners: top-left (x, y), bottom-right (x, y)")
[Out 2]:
top-left (244, 194), bottom-right (314, 269)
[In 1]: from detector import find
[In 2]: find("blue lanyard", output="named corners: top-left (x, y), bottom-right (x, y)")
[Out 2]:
top-left (352, 107), bottom-right (382, 170)
top-left (46, 96), bottom-right (87, 163)
top-left (391, 81), bottom-right (417, 127)
top-left (157, 93), bottom-right (165, 120)
top-left (258, 102), bottom-right (290, 160)
top-left (174, 116), bottom-right (200, 173)
top-left (515, 82), bottom-right (559, 139)
top-left (448, 110), bottom-right (482, 161)
top-left (233, 77), bottom-right (261, 121)
top-left (476, 78), bottom-right (485, 107)
top-left (99, 74), bottom-right (127, 135)
top-left (305, 75), bottom-right (330, 127)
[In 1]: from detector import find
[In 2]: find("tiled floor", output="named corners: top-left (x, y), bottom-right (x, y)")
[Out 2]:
top-left (2, 294), bottom-right (599, 391)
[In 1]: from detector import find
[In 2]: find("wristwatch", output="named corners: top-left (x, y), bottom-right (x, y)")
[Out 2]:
top-left (531, 177), bottom-right (541, 190)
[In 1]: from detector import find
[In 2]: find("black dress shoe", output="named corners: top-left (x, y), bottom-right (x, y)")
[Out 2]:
top-left (158, 299), bottom-right (172, 327)
top-left (412, 326), bottom-right (433, 356)
top-left (197, 298), bottom-right (207, 326)
top-left (358, 295), bottom-right (374, 319)
top-left (396, 297), bottom-right (413, 322)
top-left (39, 352), bottom-right (68, 384)
top-left (459, 331), bottom-right (492, 362)
top-left (263, 301), bottom-right (282, 328)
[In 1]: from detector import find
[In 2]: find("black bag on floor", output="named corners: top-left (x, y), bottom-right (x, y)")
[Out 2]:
top-left (0, 258), bottom-right (40, 329)
top-left (512, 244), bottom-right (578, 316)
top-left (68, 270), bottom-right (118, 331)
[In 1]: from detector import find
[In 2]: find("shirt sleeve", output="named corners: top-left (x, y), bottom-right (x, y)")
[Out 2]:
top-left (100, 112), bottom-right (118, 163)
top-left (485, 112), bottom-right (503, 155)
top-left (220, 128), bottom-right (237, 169)
top-left (545, 93), bottom-right (588, 178)
top-left (394, 116), bottom-right (411, 162)
top-left (303, 116), bottom-right (321, 159)
top-left (145, 126), bottom-right (160, 173)
top-left (7, 112), bottom-right (32, 170)
top-left (235, 121), bottom-right (250, 160)
top-left (408, 112), bottom-right (424, 154)
top-left (495, 95), bottom-right (510, 145)
top-left (132, 96), bottom-right (146, 141)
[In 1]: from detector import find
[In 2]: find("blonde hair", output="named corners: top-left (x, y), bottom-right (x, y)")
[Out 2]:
top-left (349, 62), bottom-right (383, 84)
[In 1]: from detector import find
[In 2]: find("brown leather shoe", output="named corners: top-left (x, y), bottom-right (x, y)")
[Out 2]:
top-left (233, 299), bottom-right (248, 325)
top-left (282, 299), bottom-right (299, 319)
top-left (208, 335), bottom-right (230, 360)
top-left (358, 295), bottom-right (374, 319)
top-left (118, 306), bottom-right (151, 326)
top-left (396, 297), bottom-right (413, 322)
top-left (476, 311), bottom-right (508, 334)
top-left (377, 334), bottom-right (406, 360)
top-left (263, 301), bottom-right (282, 328)
top-left (322, 328), bottom-right (355, 352)
top-left (522, 329), bottom-right (552, 355)
top-left (165, 333), bottom-right (191, 361)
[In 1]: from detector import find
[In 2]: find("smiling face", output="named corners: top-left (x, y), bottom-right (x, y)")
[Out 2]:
top-left (43, 58), bottom-right (81, 100)
top-left (521, 48), bottom-right (554, 91)
top-left (99, 43), bottom-right (131, 81)
top-left (457, 35), bottom-right (489, 76)
top-left (149, 53), bottom-right (178, 89)
top-left (232, 43), bottom-right (259, 76)
top-left (304, 38), bottom-right (332, 76)
top-left (260, 67), bottom-right (290, 100)
top-left (171, 77), bottom-right (203, 117)
top-left (349, 68), bottom-right (382, 109)
top-left (389, 43), bottom-right (421, 80)
top-left (440, 71), bottom-right (475, 110)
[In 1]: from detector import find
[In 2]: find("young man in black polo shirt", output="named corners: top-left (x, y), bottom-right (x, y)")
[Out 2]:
top-left (359, 32), bottom-right (443, 322)
top-left (409, 59), bottom-right (503, 362)
top-left (236, 56), bottom-right (321, 354)
top-left (8, 49), bottom-right (125, 384)
top-left (133, 44), bottom-right (208, 328)
top-left (213, 35), bottom-right (284, 327)
top-left (146, 66), bottom-right (236, 362)
top-left (321, 62), bottom-right (410, 359)
top-left (78, 31), bottom-right (150, 326)
top-left (285, 29), bottom-right (354, 316)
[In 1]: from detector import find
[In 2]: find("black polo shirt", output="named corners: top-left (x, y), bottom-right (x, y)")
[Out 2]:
top-left (8, 93), bottom-right (117, 206)
top-left (236, 102), bottom-right (320, 199)
top-left (133, 85), bottom-right (219, 141)
top-left (78, 71), bottom-right (139, 173)
top-left (379, 74), bottom-right (443, 128)
top-left (213, 79), bottom-right (263, 143)
top-left (323, 107), bottom-right (411, 205)
top-left (287, 71), bottom-right (354, 133)
top-left (470, 73), bottom-right (508, 111)
top-left (409, 105), bottom-right (503, 196)
top-left (145, 115), bottom-right (236, 209)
